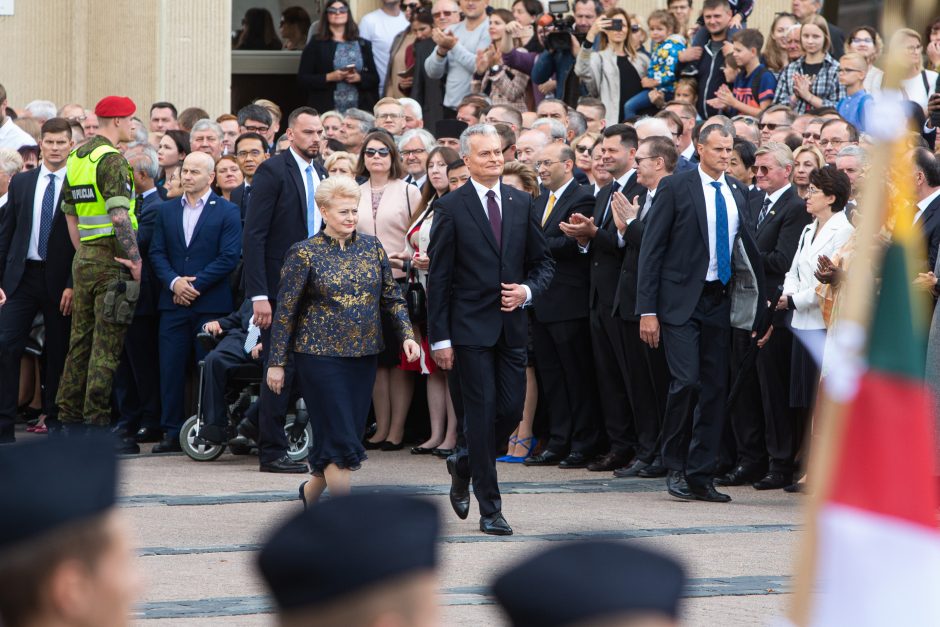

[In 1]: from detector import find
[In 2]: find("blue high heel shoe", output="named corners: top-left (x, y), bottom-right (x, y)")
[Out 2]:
top-left (500, 436), bottom-right (538, 463)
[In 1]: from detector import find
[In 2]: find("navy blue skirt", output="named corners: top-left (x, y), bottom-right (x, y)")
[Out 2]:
top-left (294, 352), bottom-right (378, 477)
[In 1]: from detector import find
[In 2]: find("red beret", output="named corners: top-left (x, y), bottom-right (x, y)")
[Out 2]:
top-left (94, 95), bottom-right (136, 118)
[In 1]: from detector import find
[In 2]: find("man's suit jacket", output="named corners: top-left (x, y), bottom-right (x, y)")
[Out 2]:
top-left (588, 172), bottom-right (646, 314)
top-left (746, 186), bottom-right (812, 292)
top-left (229, 182), bottom-right (251, 222)
top-left (411, 38), bottom-right (446, 129)
top-left (637, 167), bottom-right (765, 328)
top-left (135, 190), bottom-right (164, 317)
top-left (532, 181), bottom-right (595, 324)
top-left (919, 193), bottom-right (940, 272)
top-left (427, 180), bottom-right (554, 348)
top-left (215, 298), bottom-right (254, 343)
top-left (242, 150), bottom-right (327, 303)
top-left (614, 186), bottom-right (657, 323)
top-left (148, 192), bottom-right (242, 314)
top-left (0, 167), bottom-right (74, 301)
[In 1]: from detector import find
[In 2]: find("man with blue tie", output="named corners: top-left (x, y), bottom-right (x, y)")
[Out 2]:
top-left (637, 122), bottom-right (766, 503)
top-left (148, 152), bottom-right (242, 453)
top-left (242, 106), bottom-right (327, 473)
top-left (0, 118), bottom-right (75, 442)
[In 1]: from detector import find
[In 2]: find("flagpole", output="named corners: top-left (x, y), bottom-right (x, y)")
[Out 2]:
top-left (786, 1), bottom-right (935, 623)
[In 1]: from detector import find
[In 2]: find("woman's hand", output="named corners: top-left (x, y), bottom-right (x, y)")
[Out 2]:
top-left (412, 252), bottom-right (430, 271)
top-left (475, 49), bottom-right (489, 74)
top-left (793, 73), bottom-right (814, 101)
top-left (586, 17), bottom-right (611, 42)
top-left (776, 295), bottom-right (789, 311)
top-left (403, 339), bottom-right (421, 363)
top-left (927, 41), bottom-right (940, 70)
top-left (326, 70), bottom-right (347, 82)
top-left (486, 44), bottom-right (501, 67)
top-left (346, 69), bottom-right (362, 83)
top-left (266, 366), bottom-right (285, 395)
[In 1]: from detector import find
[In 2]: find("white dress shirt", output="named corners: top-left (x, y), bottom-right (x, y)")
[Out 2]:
top-left (698, 167), bottom-right (740, 281)
top-left (915, 187), bottom-right (940, 224)
top-left (762, 182), bottom-right (791, 213)
top-left (405, 173), bottom-right (427, 189)
top-left (170, 189), bottom-right (212, 292)
top-left (27, 165), bottom-right (66, 260)
top-left (681, 143), bottom-right (695, 161)
top-left (140, 186), bottom-right (159, 201)
top-left (0, 117), bottom-right (37, 150)
top-left (430, 177), bottom-right (531, 352)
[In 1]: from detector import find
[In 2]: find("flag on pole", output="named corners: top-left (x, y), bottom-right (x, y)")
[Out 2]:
top-left (807, 137), bottom-right (940, 626)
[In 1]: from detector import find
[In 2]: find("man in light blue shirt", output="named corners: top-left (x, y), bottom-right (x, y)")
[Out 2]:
top-left (423, 0), bottom-right (491, 111)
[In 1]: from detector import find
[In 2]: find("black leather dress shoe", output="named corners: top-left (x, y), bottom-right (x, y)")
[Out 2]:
top-left (152, 437), bottom-right (182, 454)
top-left (637, 463), bottom-right (668, 478)
top-left (753, 472), bottom-right (792, 490)
top-left (260, 455), bottom-right (308, 473)
top-left (613, 459), bottom-right (648, 478)
top-left (410, 446), bottom-right (436, 455)
top-left (587, 451), bottom-right (632, 472)
top-left (666, 471), bottom-right (694, 500)
top-left (480, 512), bottom-right (513, 536)
top-left (523, 450), bottom-right (565, 466)
top-left (688, 481), bottom-right (732, 503)
top-left (380, 440), bottom-right (403, 451)
top-left (715, 464), bottom-right (765, 486)
top-left (134, 427), bottom-right (163, 443)
top-left (446, 456), bottom-right (471, 520)
top-left (115, 438), bottom-right (140, 454)
top-left (558, 452), bottom-right (590, 468)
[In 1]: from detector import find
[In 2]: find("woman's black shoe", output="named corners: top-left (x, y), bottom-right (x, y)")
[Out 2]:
top-left (411, 446), bottom-right (436, 455)
top-left (380, 441), bottom-right (404, 451)
top-left (363, 439), bottom-right (385, 450)
top-left (432, 448), bottom-right (455, 458)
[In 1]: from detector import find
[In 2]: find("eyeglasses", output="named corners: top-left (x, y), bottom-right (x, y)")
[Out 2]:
top-left (364, 147), bottom-right (391, 157)
top-left (819, 138), bottom-right (846, 147)
top-left (752, 165), bottom-right (773, 175)
top-left (850, 37), bottom-right (873, 45)
top-left (906, 44), bottom-right (924, 53)
top-left (236, 149), bottom-right (263, 158)
top-left (401, 148), bottom-right (427, 157)
top-left (635, 155), bottom-right (659, 164)
top-left (432, 10), bottom-right (455, 17)
top-left (806, 185), bottom-right (822, 195)
top-left (534, 159), bottom-right (566, 168)
top-left (327, 6), bottom-right (349, 14)
top-left (758, 122), bottom-right (789, 131)
top-left (377, 112), bottom-right (403, 120)
top-left (630, 24), bottom-right (640, 33)
top-left (244, 124), bottom-right (269, 133)
top-left (802, 132), bottom-right (821, 140)
top-left (575, 145), bottom-right (593, 154)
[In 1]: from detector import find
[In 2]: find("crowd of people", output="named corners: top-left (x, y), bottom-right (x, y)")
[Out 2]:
top-left (2, 0), bottom-right (940, 523)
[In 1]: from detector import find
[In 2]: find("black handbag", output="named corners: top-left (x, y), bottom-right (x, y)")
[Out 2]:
top-left (405, 267), bottom-right (426, 324)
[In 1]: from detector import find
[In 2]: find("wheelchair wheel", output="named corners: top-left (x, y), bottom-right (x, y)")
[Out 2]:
top-left (180, 415), bottom-right (226, 461)
top-left (285, 415), bottom-right (313, 463)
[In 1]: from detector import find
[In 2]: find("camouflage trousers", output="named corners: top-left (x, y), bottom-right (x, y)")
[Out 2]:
top-left (56, 239), bottom-right (132, 426)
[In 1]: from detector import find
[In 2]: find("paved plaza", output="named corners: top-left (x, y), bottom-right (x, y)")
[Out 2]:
top-left (63, 431), bottom-right (806, 627)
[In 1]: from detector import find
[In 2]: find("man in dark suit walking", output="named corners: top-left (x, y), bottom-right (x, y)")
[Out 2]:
top-left (112, 144), bottom-right (164, 451)
top-left (428, 124), bottom-right (554, 535)
top-left (637, 122), bottom-right (766, 503)
top-left (609, 136), bottom-right (677, 478)
top-left (718, 142), bottom-right (810, 490)
top-left (242, 107), bottom-right (327, 473)
top-left (525, 142), bottom-right (598, 468)
top-left (559, 124), bottom-right (646, 473)
top-left (0, 118), bottom-right (76, 442)
top-left (147, 152), bottom-right (242, 453)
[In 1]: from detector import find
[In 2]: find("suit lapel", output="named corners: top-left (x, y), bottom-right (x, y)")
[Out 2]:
top-left (500, 184), bottom-right (515, 255)
top-left (285, 152), bottom-right (308, 223)
top-left (594, 183), bottom-right (612, 228)
top-left (543, 183), bottom-right (575, 232)
top-left (189, 193), bottom-right (217, 246)
top-left (20, 169), bottom-right (40, 232)
top-left (688, 174), bottom-right (709, 247)
top-left (173, 200), bottom-right (186, 248)
top-left (462, 182), bottom-right (500, 254)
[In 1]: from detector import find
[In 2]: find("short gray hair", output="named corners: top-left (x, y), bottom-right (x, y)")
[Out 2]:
top-left (531, 117), bottom-right (567, 141)
top-left (25, 100), bottom-right (57, 121)
top-left (634, 117), bottom-right (672, 139)
top-left (699, 122), bottom-right (735, 145)
top-left (398, 98), bottom-right (423, 120)
top-left (398, 128), bottom-right (436, 153)
top-left (190, 119), bottom-right (223, 141)
top-left (567, 110), bottom-right (587, 138)
top-left (0, 147), bottom-right (24, 177)
top-left (344, 108), bottom-right (375, 135)
top-left (836, 144), bottom-right (869, 167)
top-left (754, 141), bottom-right (794, 168)
top-left (458, 124), bottom-right (500, 158)
top-left (125, 145), bottom-right (160, 179)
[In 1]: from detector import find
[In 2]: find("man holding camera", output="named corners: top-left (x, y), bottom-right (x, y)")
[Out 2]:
top-left (530, 0), bottom-right (598, 105)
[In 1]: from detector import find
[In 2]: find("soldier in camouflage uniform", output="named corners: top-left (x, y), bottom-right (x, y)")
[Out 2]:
top-left (56, 96), bottom-right (143, 433)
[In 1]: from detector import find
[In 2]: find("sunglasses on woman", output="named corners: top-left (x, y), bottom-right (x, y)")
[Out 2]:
top-left (327, 6), bottom-right (349, 14)
top-left (364, 147), bottom-right (391, 157)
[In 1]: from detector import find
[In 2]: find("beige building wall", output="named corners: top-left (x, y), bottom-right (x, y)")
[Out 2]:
top-left (0, 0), bottom-right (789, 118)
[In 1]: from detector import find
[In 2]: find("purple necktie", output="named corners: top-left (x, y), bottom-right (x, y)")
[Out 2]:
top-left (486, 190), bottom-right (502, 246)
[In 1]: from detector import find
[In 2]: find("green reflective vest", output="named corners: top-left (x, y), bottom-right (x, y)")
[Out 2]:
top-left (66, 143), bottom-right (137, 241)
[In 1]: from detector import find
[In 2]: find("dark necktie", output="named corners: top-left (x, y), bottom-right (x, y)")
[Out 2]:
top-left (601, 180), bottom-right (621, 225)
top-left (37, 173), bottom-right (56, 260)
top-left (757, 197), bottom-right (772, 229)
top-left (486, 190), bottom-right (502, 246)
top-left (710, 181), bottom-right (731, 285)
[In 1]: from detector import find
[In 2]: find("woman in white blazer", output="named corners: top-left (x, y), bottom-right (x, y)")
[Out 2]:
top-left (574, 8), bottom-right (649, 128)
top-left (777, 167), bottom-right (854, 411)
top-left (354, 132), bottom-right (422, 452)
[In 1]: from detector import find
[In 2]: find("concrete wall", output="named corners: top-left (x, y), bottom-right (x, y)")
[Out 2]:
top-left (1, 0), bottom-right (790, 117)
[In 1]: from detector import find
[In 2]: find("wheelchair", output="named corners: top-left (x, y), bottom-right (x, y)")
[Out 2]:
top-left (179, 332), bottom-right (314, 462)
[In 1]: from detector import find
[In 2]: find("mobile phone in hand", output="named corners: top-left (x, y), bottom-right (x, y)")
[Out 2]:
top-left (610, 18), bottom-right (623, 31)
top-left (930, 94), bottom-right (940, 127)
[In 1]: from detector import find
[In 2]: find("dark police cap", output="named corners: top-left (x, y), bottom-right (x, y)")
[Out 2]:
top-left (0, 436), bottom-right (118, 552)
top-left (257, 494), bottom-right (440, 611)
top-left (434, 119), bottom-right (468, 140)
top-left (492, 541), bottom-right (686, 627)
